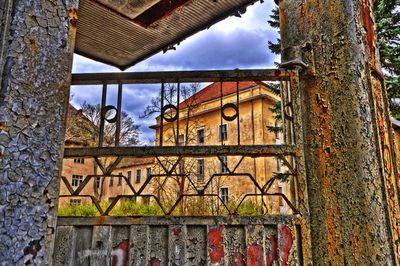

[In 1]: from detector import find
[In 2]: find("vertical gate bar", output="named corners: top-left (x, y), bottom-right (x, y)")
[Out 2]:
top-left (220, 80), bottom-right (224, 145)
top-left (288, 69), bottom-right (312, 265)
top-left (279, 80), bottom-right (288, 145)
top-left (236, 81), bottom-right (241, 145)
top-left (99, 82), bottom-right (107, 147)
top-left (176, 81), bottom-right (180, 146)
top-left (115, 81), bottom-right (122, 147)
top-left (160, 82), bottom-right (165, 147)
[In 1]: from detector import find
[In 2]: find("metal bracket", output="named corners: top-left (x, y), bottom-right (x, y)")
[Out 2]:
top-left (281, 43), bottom-right (315, 76)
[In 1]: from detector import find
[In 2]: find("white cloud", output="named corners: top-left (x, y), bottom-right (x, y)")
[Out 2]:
top-left (71, 1), bottom-right (280, 143)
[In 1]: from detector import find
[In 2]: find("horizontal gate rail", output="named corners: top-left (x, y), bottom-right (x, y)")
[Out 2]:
top-left (57, 215), bottom-right (301, 226)
top-left (71, 69), bottom-right (290, 85)
top-left (64, 145), bottom-right (298, 158)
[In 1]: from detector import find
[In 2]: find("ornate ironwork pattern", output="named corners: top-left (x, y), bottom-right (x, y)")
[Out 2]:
top-left (61, 69), bottom-right (308, 218)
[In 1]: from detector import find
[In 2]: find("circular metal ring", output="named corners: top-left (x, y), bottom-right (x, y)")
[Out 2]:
top-left (221, 103), bottom-right (238, 121)
top-left (161, 104), bottom-right (179, 123)
top-left (102, 105), bottom-right (118, 123)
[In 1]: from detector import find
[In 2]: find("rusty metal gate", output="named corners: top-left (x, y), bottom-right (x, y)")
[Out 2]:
top-left (54, 69), bottom-right (312, 265)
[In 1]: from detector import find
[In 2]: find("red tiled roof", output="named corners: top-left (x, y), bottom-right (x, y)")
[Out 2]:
top-left (178, 81), bottom-right (268, 109)
top-left (116, 157), bottom-right (156, 169)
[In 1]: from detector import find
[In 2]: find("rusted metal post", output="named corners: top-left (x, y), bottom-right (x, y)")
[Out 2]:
top-left (279, 0), bottom-right (400, 264)
top-left (0, 0), bottom-right (77, 264)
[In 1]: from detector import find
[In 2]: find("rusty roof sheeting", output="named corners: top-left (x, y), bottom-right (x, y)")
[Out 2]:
top-left (75, 0), bottom-right (260, 70)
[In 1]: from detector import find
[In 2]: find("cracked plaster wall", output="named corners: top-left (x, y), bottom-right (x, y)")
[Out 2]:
top-left (0, 0), bottom-right (77, 264)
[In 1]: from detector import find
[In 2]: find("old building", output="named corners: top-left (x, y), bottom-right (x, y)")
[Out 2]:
top-left (59, 82), bottom-right (290, 215)
top-left (59, 104), bottom-right (97, 206)
top-left (152, 81), bottom-right (289, 214)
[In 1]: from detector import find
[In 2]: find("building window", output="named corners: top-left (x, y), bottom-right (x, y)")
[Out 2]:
top-left (220, 156), bottom-right (228, 173)
top-left (73, 158), bottom-right (85, 164)
top-left (136, 169), bottom-right (141, 184)
top-left (71, 175), bottom-right (83, 187)
top-left (127, 171), bottom-right (132, 184)
top-left (178, 134), bottom-right (185, 145)
top-left (118, 172), bottom-right (122, 186)
top-left (94, 177), bottom-right (101, 189)
top-left (220, 187), bottom-right (229, 204)
top-left (69, 199), bottom-right (81, 206)
top-left (109, 176), bottom-right (114, 187)
top-left (146, 167), bottom-right (152, 178)
top-left (197, 159), bottom-right (205, 182)
top-left (219, 124), bottom-right (228, 141)
top-left (197, 128), bottom-right (205, 144)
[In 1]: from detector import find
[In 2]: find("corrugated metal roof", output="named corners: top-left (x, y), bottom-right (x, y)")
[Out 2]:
top-left (75, 0), bottom-right (260, 70)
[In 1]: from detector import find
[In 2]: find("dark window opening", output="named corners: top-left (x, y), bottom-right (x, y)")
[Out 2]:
top-left (197, 128), bottom-right (205, 144)
top-left (219, 124), bottom-right (228, 141)
top-left (94, 177), bottom-right (101, 189)
top-left (73, 158), bottom-right (85, 164)
top-left (127, 171), bottom-right (132, 184)
top-left (220, 187), bottom-right (229, 204)
top-left (71, 175), bottom-right (83, 187)
top-left (197, 159), bottom-right (204, 182)
top-left (69, 199), bottom-right (81, 206)
top-left (136, 169), bottom-right (142, 184)
top-left (118, 172), bottom-right (123, 186)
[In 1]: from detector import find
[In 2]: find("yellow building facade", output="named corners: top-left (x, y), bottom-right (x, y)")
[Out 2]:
top-left (60, 82), bottom-right (291, 215)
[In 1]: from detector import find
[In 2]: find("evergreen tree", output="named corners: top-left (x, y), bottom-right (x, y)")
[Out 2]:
top-left (268, 3), bottom-right (400, 118)
top-left (374, 0), bottom-right (400, 118)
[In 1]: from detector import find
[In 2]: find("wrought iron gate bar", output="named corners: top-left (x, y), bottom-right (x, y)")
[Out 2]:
top-left (57, 215), bottom-right (301, 226)
top-left (71, 69), bottom-right (290, 85)
top-left (63, 145), bottom-right (298, 158)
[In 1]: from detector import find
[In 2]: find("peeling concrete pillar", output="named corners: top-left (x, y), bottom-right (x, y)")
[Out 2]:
top-left (279, 0), bottom-right (400, 264)
top-left (0, 0), bottom-right (77, 264)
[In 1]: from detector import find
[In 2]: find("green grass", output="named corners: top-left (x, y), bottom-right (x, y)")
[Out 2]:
top-left (58, 198), bottom-right (269, 217)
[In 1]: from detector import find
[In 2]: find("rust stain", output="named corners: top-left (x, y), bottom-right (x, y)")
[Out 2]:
top-left (299, 3), bottom-right (305, 30)
top-left (148, 257), bottom-right (161, 266)
top-left (371, 77), bottom-right (400, 255)
top-left (69, 8), bottom-right (78, 28)
top-left (133, 0), bottom-right (193, 27)
top-left (247, 244), bottom-right (264, 266)
top-left (361, 0), bottom-right (376, 66)
top-left (172, 227), bottom-right (181, 236)
top-left (266, 235), bottom-right (277, 266)
top-left (309, 77), bottom-right (343, 257)
top-left (0, 121), bottom-right (5, 129)
top-left (232, 247), bottom-right (245, 266)
top-left (95, 215), bottom-right (107, 225)
top-left (111, 240), bottom-right (128, 266)
top-left (29, 39), bottom-right (38, 55)
top-left (207, 227), bottom-right (224, 264)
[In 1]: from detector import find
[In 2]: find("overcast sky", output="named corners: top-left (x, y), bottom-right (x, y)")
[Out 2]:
top-left (70, 0), bottom-right (279, 144)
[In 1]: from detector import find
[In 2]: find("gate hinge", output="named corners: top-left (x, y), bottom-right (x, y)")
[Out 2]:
top-left (281, 42), bottom-right (316, 77)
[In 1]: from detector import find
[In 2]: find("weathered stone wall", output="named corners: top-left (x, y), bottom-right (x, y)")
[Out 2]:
top-left (279, 0), bottom-right (400, 264)
top-left (53, 216), bottom-right (300, 266)
top-left (0, 0), bottom-right (77, 264)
